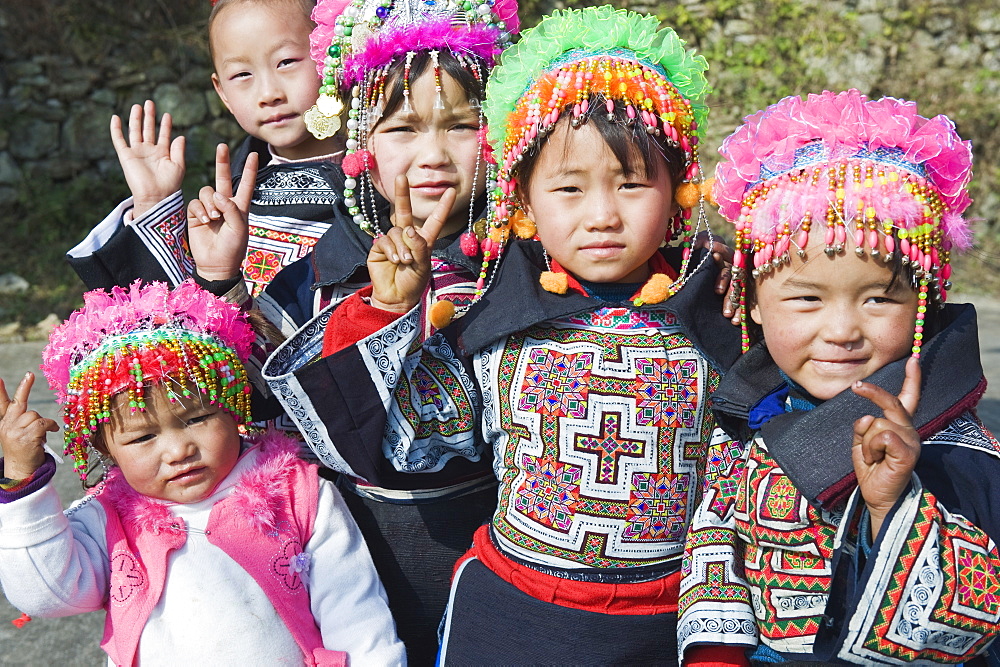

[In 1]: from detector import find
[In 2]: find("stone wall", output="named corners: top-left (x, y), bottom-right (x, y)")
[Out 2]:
top-left (0, 0), bottom-right (998, 283)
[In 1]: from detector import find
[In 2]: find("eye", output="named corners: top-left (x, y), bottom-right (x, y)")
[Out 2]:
top-left (452, 123), bottom-right (479, 132)
top-left (621, 181), bottom-right (648, 190)
top-left (128, 433), bottom-right (156, 445)
top-left (382, 124), bottom-right (415, 133)
top-left (187, 413), bottom-right (213, 426)
top-left (865, 296), bottom-right (895, 304)
top-left (230, 71), bottom-right (251, 81)
top-left (790, 295), bottom-right (820, 302)
top-left (277, 58), bottom-right (300, 68)
top-left (554, 185), bottom-right (581, 193)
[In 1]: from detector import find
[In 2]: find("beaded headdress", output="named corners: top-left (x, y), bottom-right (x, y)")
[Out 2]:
top-left (41, 281), bottom-right (255, 478)
top-left (478, 6), bottom-right (713, 304)
top-left (716, 89), bottom-right (974, 354)
top-left (305, 0), bottom-right (518, 241)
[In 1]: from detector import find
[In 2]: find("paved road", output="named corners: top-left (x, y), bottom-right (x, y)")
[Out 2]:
top-left (1, 295), bottom-right (999, 665)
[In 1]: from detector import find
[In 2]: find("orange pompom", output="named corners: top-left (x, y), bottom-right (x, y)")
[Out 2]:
top-left (674, 182), bottom-right (700, 209)
top-left (635, 274), bottom-right (674, 305)
top-left (489, 224), bottom-right (510, 244)
top-left (539, 271), bottom-right (568, 294)
top-left (429, 299), bottom-right (456, 329)
top-left (510, 210), bottom-right (537, 239)
top-left (700, 178), bottom-right (717, 206)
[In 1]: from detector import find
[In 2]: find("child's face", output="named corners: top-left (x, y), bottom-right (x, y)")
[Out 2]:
top-left (522, 121), bottom-right (674, 284)
top-left (101, 384), bottom-right (241, 504)
top-left (210, 3), bottom-right (330, 160)
top-left (368, 68), bottom-right (484, 237)
top-left (750, 231), bottom-right (919, 400)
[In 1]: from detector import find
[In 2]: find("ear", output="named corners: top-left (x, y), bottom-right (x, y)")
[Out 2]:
top-left (749, 298), bottom-right (763, 326)
top-left (516, 186), bottom-right (534, 223)
top-left (212, 73), bottom-right (233, 115)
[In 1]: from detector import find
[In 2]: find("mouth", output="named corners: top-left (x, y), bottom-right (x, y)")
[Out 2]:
top-left (809, 358), bottom-right (868, 374)
top-left (168, 467), bottom-right (207, 484)
top-left (580, 241), bottom-right (626, 258)
top-left (410, 182), bottom-right (455, 197)
top-left (263, 113), bottom-right (298, 126)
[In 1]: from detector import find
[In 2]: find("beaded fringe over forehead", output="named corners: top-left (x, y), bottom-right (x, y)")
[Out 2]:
top-left (42, 281), bottom-right (255, 478)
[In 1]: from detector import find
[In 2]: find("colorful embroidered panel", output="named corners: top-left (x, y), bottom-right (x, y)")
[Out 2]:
top-left (243, 215), bottom-right (331, 297)
top-left (482, 306), bottom-right (722, 570)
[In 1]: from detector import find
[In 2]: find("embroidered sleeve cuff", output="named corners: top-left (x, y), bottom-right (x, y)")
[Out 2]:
top-left (0, 455), bottom-right (57, 503)
top-left (322, 286), bottom-right (404, 357)
top-left (684, 644), bottom-right (751, 666)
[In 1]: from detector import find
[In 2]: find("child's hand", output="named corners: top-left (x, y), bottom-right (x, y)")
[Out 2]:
top-left (0, 373), bottom-right (59, 480)
top-left (693, 232), bottom-right (740, 324)
top-left (368, 175), bottom-right (456, 314)
top-left (851, 356), bottom-right (922, 538)
top-left (187, 144), bottom-right (258, 282)
top-left (110, 100), bottom-right (186, 220)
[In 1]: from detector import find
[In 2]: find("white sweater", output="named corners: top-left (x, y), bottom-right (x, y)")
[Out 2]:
top-left (0, 447), bottom-right (406, 665)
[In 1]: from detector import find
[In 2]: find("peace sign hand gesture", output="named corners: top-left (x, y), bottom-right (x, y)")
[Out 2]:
top-left (368, 175), bottom-right (456, 314)
top-left (851, 356), bottom-right (922, 538)
top-left (187, 143), bottom-right (259, 282)
top-left (0, 373), bottom-right (60, 481)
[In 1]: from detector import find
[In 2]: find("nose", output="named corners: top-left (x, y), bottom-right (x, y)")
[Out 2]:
top-left (162, 432), bottom-right (198, 465)
top-left (584, 193), bottom-right (622, 232)
top-left (256, 71), bottom-right (286, 107)
top-left (415, 130), bottom-right (451, 171)
top-left (822, 302), bottom-right (864, 349)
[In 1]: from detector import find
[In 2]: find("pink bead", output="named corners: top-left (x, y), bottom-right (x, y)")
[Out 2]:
top-left (900, 238), bottom-right (910, 256)
top-left (825, 227), bottom-right (835, 245)
top-left (734, 249), bottom-right (745, 268)
top-left (476, 278), bottom-right (485, 290)
top-left (868, 229), bottom-right (879, 250)
top-left (460, 232), bottom-right (480, 257)
top-left (796, 230), bottom-right (810, 249)
top-left (581, 99), bottom-right (589, 114)
top-left (884, 235), bottom-right (895, 254)
top-left (835, 226), bottom-right (846, 245)
top-left (854, 229), bottom-right (865, 249)
top-left (942, 263), bottom-right (952, 279)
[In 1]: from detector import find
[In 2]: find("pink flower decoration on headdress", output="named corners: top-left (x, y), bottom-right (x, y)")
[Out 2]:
top-left (715, 89), bottom-right (974, 246)
top-left (42, 280), bottom-right (254, 406)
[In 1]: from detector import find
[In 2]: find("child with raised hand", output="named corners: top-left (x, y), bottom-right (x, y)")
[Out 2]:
top-left (179, 0), bottom-right (519, 661)
top-left (679, 90), bottom-right (1000, 665)
top-left (0, 281), bottom-right (404, 666)
top-left (307, 7), bottom-right (740, 662)
top-left (68, 0), bottom-right (347, 297)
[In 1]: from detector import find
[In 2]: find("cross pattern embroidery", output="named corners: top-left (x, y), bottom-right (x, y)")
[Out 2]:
top-left (573, 411), bottom-right (646, 485)
top-left (634, 357), bottom-right (699, 427)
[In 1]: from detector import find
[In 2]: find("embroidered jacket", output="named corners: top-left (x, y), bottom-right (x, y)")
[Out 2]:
top-left (259, 197), bottom-right (494, 496)
top-left (66, 136), bottom-right (344, 298)
top-left (0, 431), bottom-right (405, 666)
top-left (458, 241), bottom-right (740, 571)
top-left (678, 303), bottom-right (1000, 664)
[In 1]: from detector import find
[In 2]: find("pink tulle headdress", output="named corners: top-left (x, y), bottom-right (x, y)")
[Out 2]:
top-left (717, 90), bottom-right (974, 355)
top-left (41, 281), bottom-right (255, 478)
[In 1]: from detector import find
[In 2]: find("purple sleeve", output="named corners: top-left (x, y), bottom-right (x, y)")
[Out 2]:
top-left (0, 455), bottom-right (57, 503)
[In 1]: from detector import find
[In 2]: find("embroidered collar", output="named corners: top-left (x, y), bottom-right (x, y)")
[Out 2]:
top-left (457, 239), bottom-right (740, 376)
top-left (711, 302), bottom-right (986, 510)
top-left (99, 430), bottom-right (304, 536)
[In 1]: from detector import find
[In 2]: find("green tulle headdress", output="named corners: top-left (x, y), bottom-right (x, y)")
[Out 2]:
top-left (467, 6), bottom-right (713, 305)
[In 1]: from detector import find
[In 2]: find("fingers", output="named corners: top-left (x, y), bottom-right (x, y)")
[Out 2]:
top-left (0, 374), bottom-right (32, 421)
top-left (852, 381), bottom-right (911, 427)
top-left (215, 143), bottom-right (233, 198)
top-left (128, 102), bottom-right (143, 147)
top-left (233, 151), bottom-right (258, 213)
top-left (898, 356), bottom-right (922, 416)
top-left (170, 135), bottom-right (186, 170)
top-left (392, 175), bottom-right (413, 229)
top-left (13, 372), bottom-right (35, 406)
top-left (110, 114), bottom-right (127, 153)
top-left (418, 187), bottom-right (456, 246)
top-left (189, 186), bottom-right (223, 224)
top-left (156, 107), bottom-right (172, 147)
top-left (143, 99), bottom-right (157, 144)
top-left (372, 227), bottom-right (419, 264)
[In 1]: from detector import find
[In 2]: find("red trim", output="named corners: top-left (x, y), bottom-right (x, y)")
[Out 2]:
top-left (684, 644), bottom-right (751, 666)
top-left (549, 253), bottom-right (679, 299)
top-left (454, 525), bottom-right (679, 615)
top-left (322, 287), bottom-right (404, 357)
top-left (918, 376), bottom-right (987, 438)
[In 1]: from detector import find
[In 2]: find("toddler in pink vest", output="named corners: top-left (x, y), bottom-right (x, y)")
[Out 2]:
top-left (0, 281), bottom-right (405, 666)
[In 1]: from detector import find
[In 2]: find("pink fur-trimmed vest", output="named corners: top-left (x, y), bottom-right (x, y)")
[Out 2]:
top-left (93, 430), bottom-right (347, 667)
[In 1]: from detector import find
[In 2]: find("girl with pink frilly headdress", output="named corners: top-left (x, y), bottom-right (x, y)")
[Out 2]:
top-left (175, 0), bottom-right (521, 661)
top-left (0, 281), bottom-right (403, 666)
top-left (679, 90), bottom-right (1000, 665)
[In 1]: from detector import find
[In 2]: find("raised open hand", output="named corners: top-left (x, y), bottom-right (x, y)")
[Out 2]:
top-left (111, 100), bottom-right (186, 219)
top-left (851, 356), bottom-right (922, 538)
top-left (367, 175), bottom-right (456, 314)
top-left (187, 143), bottom-right (258, 282)
top-left (0, 373), bottom-right (60, 481)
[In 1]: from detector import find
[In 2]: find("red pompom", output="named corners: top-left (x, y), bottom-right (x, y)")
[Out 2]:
top-left (460, 232), bottom-right (480, 257)
top-left (11, 613), bottom-right (31, 628)
top-left (341, 150), bottom-right (373, 177)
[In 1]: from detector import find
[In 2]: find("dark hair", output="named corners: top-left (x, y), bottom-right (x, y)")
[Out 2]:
top-left (209, 0), bottom-right (316, 66)
top-left (515, 97), bottom-right (687, 197)
top-left (374, 50), bottom-right (487, 125)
